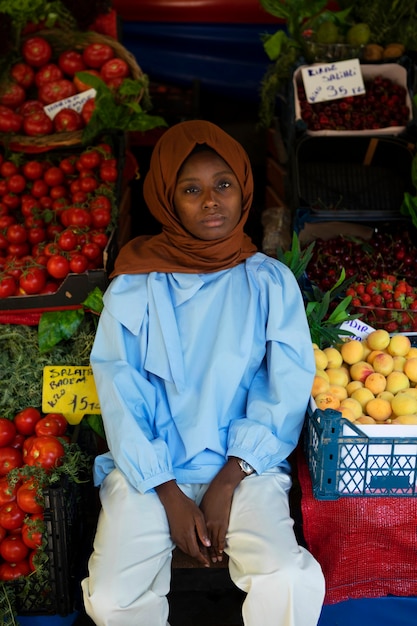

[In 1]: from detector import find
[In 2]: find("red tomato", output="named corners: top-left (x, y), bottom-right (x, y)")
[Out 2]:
top-left (81, 241), bottom-right (102, 261)
top-left (59, 156), bottom-right (77, 175)
top-left (7, 242), bottom-right (30, 258)
top-left (22, 37), bottom-right (52, 68)
top-left (89, 230), bottom-right (109, 249)
top-left (0, 502), bottom-right (26, 530)
top-left (63, 207), bottom-right (92, 228)
top-left (0, 526), bottom-right (6, 544)
top-left (0, 108), bottom-right (23, 133)
top-left (17, 99), bottom-right (44, 117)
top-left (38, 79), bottom-right (77, 105)
top-left (10, 62), bottom-right (36, 89)
top-left (21, 515), bottom-right (44, 550)
top-left (100, 58), bottom-right (130, 83)
top-left (7, 174), bottom-right (26, 195)
top-left (31, 178), bottom-right (49, 198)
top-left (79, 175), bottom-right (98, 193)
top-left (43, 414), bottom-right (67, 436)
top-left (59, 50), bottom-right (86, 76)
top-left (6, 224), bottom-right (27, 245)
top-left (91, 207), bottom-right (111, 229)
top-left (35, 416), bottom-right (62, 437)
top-left (53, 108), bottom-right (84, 132)
top-left (43, 166), bottom-right (64, 187)
top-left (23, 111), bottom-right (53, 136)
top-left (34, 63), bottom-right (63, 88)
top-left (58, 229), bottom-right (78, 252)
top-left (0, 534), bottom-right (29, 563)
top-left (81, 98), bottom-right (95, 125)
top-left (0, 83), bottom-right (26, 110)
top-left (46, 254), bottom-right (70, 280)
top-left (79, 149), bottom-right (102, 170)
top-left (0, 447), bottom-right (23, 476)
top-left (82, 42), bottom-right (115, 68)
top-left (69, 253), bottom-right (88, 274)
top-left (19, 266), bottom-right (47, 295)
top-left (24, 435), bottom-right (65, 470)
top-left (14, 407), bottom-right (41, 436)
top-left (73, 69), bottom-right (100, 92)
top-left (100, 162), bottom-right (118, 183)
top-left (0, 275), bottom-right (17, 298)
top-left (10, 433), bottom-right (25, 450)
top-left (22, 160), bottom-right (44, 180)
top-left (0, 418), bottom-right (17, 447)
top-left (27, 226), bottom-right (47, 246)
top-left (0, 559), bottom-right (31, 581)
top-left (0, 476), bottom-right (18, 506)
top-left (2, 193), bottom-right (21, 211)
top-left (16, 481), bottom-right (44, 515)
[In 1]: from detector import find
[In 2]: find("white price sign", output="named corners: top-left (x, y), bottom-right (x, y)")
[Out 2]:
top-left (301, 58), bottom-right (365, 104)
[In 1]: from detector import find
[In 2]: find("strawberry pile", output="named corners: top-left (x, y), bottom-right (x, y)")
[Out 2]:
top-left (297, 75), bottom-right (410, 131)
top-left (346, 276), bottom-right (417, 332)
top-left (0, 142), bottom-right (117, 298)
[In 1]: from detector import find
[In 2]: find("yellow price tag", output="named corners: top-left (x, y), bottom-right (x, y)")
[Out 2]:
top-left (42, 365), bottom-right (101, 425)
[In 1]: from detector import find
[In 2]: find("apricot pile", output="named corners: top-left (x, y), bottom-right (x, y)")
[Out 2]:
top-left (312, 329), bottom-right (417, 425)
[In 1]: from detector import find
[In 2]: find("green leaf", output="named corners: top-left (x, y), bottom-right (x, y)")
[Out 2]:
top-left (83, 287), bottom-right (104, 315)
top-left (263, 30), bottom-right (289, 61)
top-left (38, 309), bottom-right (84, 353)
top-left (85, 414), bottom-right (106, 440)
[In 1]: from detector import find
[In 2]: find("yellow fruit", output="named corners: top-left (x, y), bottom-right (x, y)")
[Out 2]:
top-left (366, 397), bottom-right (392, 422)
top-left (377, 391), bottom-right (394, 402)
top-left (323, 347), bottom-right (343, 369)
top-left (360, 340), bottom-right (372, 361)
top-left (325, 366), bottom-right (350, 387)
top-left (391, 414), bottom-right (417, 425)
top-left (350, 360), bottom-right (374, 383)
top-left (315, 392), bottom-right (341, 411)
top-left (340, 397), bottom-right (363, 420)
top-left (355, 415), bottom-right (376, 425)
top-left (311, 375), bottom-right (330, 397)
top-left (346, 23), bottom-right (371, 46)
top-left (366, 329), bottom-right (390, 351)
top-left (385, 371), bottom-right (410, 395)
top-left (392, 356), bottom-right (406, 372)
top-left (367, 350), bottom-right (384, 365)
top-left (364, 372), bottom-right (386, 395)
top-left (339, 406), bottom-right (356, 422)
top-left (351, 387), bottom-right (375, 410)
top-left (346, 380), bottom-right (363, 396)
top-left (387, 334), bottom-right (411, 357)
top-left (328, 384), bottom-right (348, 401)
top-left (314, 348), bottom-right (328, 370)
top-left (406, 347), bottom-right (417, 359)
top-left (340, 339), bottom-right (364, 365)
top-left (404, 357), bottom-right (417, 383)
top-left (372, 352), bottom-right (394, 376)
top-left (316, 20), bottom-right (339, 44)
top-left (397, 387), bottom-right (417, 399)
top-left (391, 393), bottom-right (417, 417)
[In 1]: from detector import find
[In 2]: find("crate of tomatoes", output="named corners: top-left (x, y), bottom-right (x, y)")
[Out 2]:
top-left (0, 135), bottom-right (128, 314)
top-left (0, 408), bottom-right (92, 620)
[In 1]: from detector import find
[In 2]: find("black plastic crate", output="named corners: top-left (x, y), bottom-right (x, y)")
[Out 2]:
top-left (291, 135), bottom-right (414, 220)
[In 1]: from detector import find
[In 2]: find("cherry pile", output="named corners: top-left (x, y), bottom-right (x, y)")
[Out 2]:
top-left (297, 75), bottom-right (410, 131)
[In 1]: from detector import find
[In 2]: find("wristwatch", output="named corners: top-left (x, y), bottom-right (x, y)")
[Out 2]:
top-left (237, 458), bottom-right (255, 475)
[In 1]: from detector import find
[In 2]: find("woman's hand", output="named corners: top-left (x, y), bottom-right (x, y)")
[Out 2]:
top-left (200, 457), bottom-right (244, 563)
top-left (156, 480), bottom-right (211, 567)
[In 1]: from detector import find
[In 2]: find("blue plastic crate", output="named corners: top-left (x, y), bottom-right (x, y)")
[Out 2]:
top-left (305, 405), bottom-right (417, 499)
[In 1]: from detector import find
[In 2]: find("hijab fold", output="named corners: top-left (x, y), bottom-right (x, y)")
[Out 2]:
top-left (111, 120), bottom-right (258, 277)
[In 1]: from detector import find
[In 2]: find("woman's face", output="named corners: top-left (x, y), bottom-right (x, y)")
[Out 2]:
top-left (173, 149), bottom-right (242, 241)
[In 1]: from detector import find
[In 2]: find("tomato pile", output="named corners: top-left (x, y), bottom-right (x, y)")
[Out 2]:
top-left (297, 75), bottom-right (410, 132)
top-left (0, 142), bottom-right (117, 298)
top-left (0, 408), bottom-right (68, 582)
top-left (0, 35), bottom-right (132, 136)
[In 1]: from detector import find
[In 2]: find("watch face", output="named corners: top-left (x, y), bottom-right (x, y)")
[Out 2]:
top-left (239, 459), bottom-right (254, 475)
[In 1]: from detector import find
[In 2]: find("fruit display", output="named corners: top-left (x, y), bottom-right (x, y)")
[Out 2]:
top-left (312, 329), bottom-right (417, 426)
top-left (296, 73), bottom-right (410, 133)
top-left (0, 141), bottom-right (119, 298)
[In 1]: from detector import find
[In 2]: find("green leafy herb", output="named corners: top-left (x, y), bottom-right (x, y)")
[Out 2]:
top-left (276, 231), bottom-right (315, 281)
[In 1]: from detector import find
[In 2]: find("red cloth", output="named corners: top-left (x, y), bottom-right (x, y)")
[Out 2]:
top-left (297, 447), bottom-right (417, 605)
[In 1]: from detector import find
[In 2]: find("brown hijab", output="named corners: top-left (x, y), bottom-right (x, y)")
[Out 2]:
top-left (111, 120), bottom-right (258, 276)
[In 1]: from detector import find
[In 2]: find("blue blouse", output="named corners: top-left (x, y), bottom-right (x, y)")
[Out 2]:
top-left (90, 252), bottom-right (315, 493)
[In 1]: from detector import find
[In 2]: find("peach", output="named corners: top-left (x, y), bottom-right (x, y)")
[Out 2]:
top-left (325, 366), bottom-right (350, 388)
top-left (314, 348), bottom-right (328, 371)
top-left (315, 392), bottom-right (341, 411)
top-left (351, 387), bottom-right (375, 410)
top-left (355, 415), bottom-right (376, 425)
top-left (391, 414), bottom-right (417, 425)
top-left (377, 390), bottom-right (394, 403)
top-left (387, 334), bottom-right (411, 357)
top-left (366, 350), bottom-right (385, 365)
top-left (323, 346), bottom-right (343, 368)
top-left (406, 347), bottom-right (417, 359)
top-left (397, 387), bottom-right (417, 400)
top-left (364, 372), bottom-right (387, 395)
top-left (372, 352), bottom-right (394, 376)
top-left (391, 393), bottom-right (417, 417)
top-left (404, 357), bottom-right (417, 383)
top-left (366, 329), bottom-right (390, 351)
top-left (392, 355), bottom-right (406, 372)
top-left (360, 339), bottom-right (372, 361)
top-left (385, 371), bottom-right (410, 394)
top-left (328, 384), bottom-right (348, 401)
top-left (346, 380), bottom-right (363, 396)
top-left (340, 397), bottom-right (363, 420)
top-left (316, 369), bottom-right (329, 381)
top-left (350, 360), bottom-right (374, 383)
top-left (339, 406), bottom-right (356, 422)
top-left (340, 339), bottom-right (364, 365)
top-left (365, 397), bottom-right (392, 422)
top-left (311, 375), bottom-right (330, 397)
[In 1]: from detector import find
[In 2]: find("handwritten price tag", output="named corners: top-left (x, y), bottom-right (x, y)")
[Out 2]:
top-left (42, 365), bottom-right (101, 425)
top-left (301, 58), bottom-right (365, 104)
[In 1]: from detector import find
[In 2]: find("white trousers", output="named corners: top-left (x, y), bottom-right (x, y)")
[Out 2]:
top-left (81, 468), bottom-right (325, 626)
